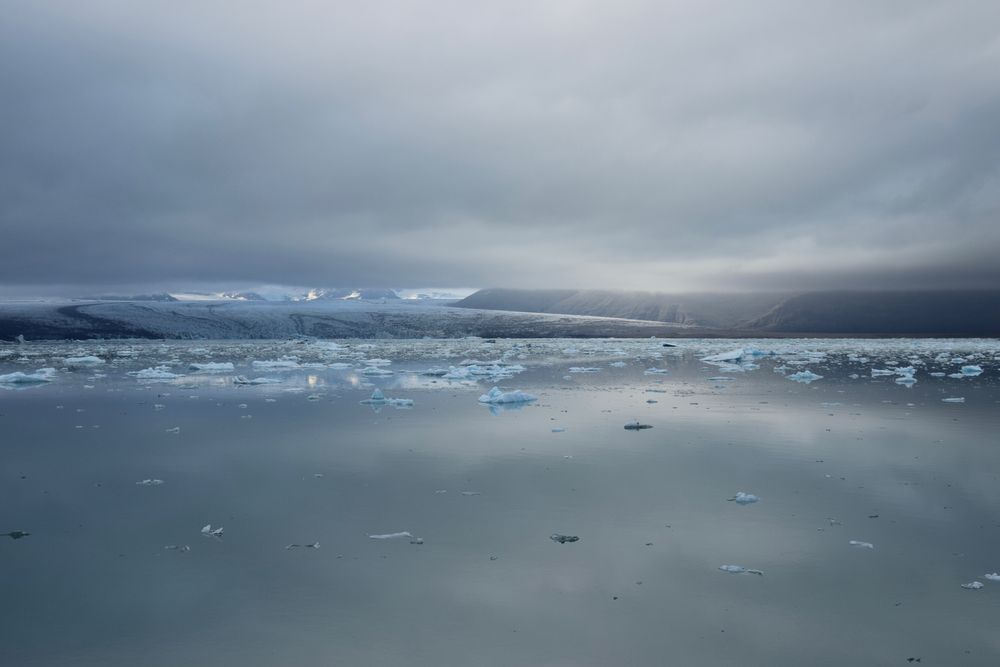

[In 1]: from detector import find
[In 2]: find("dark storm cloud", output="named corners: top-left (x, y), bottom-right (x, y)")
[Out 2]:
top-left (1, 0), bottom-right (999, 292)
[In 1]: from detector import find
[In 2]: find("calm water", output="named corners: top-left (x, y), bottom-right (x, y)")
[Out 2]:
top-left (1, 338), bottom-right (999, 666)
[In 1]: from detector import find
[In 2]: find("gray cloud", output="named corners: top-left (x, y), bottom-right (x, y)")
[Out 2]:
top-left (2, 1), bottom-right (999, 293)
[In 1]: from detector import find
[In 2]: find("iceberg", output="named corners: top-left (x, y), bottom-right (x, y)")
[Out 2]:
top-left (961, 581), bottom-right (984, 590)
top-left (727, 492), bottom-right (759, 505)
top-left (368, 531), bottom-right (423, 544)
top-left (701, 349), bottom-right (744, 363)
top-left (129, 366), bottom-right (180, 380)
top-left (788, 370), bottom-right (823, 383)
top-left (984, 573), bottom-right (1000, 582)
top-left (0, 367), bottom-right (57, 385)
top-left (478, 386), bottom-right (537, 404)
top-left (961, 365), bottom-right (983, 376)
top-left (941, 397), bottom-right (965, 403)
top-left (189, 362), bottom-right (235, 372)
top-left (201, 524), bottom-right (224, 537)
top-left (550, 534), bottom-right (580, 544)
top-left (718, 565), bottom-right (763, 575)
top-left (849, 540), bottom-right (874, 549)
top-left (64, 356), bottom-right (104, 367)
top-left (624, 421), bottom-right (652, 430)
top-left (360, 388), bottom-right (413, 407)
top-left (233, 376), bottom-right (281, 385)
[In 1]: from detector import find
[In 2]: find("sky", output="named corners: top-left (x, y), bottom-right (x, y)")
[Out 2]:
top-left (2, 0), bottom-right (999, 296)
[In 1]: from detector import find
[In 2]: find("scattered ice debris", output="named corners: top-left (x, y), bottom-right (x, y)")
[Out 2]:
top-left (643, 368), bottom-right (669, 375)
top-left (727, 492), bottom-right (759, 505)
top-left (130, 366), bottom-right (180, 380)
top-left (961, 581), bottom-right (984, 590)
top-left (0, 368), bottom-right (57, 385)
top-left (2, 531), bottom-right (30, 540)
top-left (65, 356), bottom-right (104, 367)
top-left (233, 375), bottom-right (280, 385)
top-left (718, 565), bottom-right (763, 575)
top-left (624, 421), bottom-right (652, 430)
top-left (788, 370), bottom-right (823, 383)
top-left (568, 367), bottom-right (601, 373)
top-left (941, 397), bottom-right (965, 403)
top-left (961, 365), bottom-right (983, 376)
top-left (201, 524), bottom-right (224, 537)
top-left (849, 540), bottom-right (874, 549)
top-left (165, 426), bottom-right (180, 434)
top-left (550, 534), bottom-right (580, 544)
top-left (135, 479), bottom-right (165, 486)
top-left (189, 362), bottom-right (235, 372)
top-left (478, 386), bottom-right (537, 404)
top-left (702, 349), bottom-right (744, 363)
top-left (163, 545), bottom-right (190, 553)
top-left (285, 542), bottom-right (321, 549)
top-left (368, 531), bottom-right (423, 544)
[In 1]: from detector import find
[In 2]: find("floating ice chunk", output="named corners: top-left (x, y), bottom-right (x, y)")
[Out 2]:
top-left (360, 367), bottom-right (394, 376)
top-left (702, 349), bottom-right (743, 363)
top-left (363, 388), bottom-right (386, 403)
top-left (849, 540), bottom-right (874, 549)
top-left (719, 565), bottom-right (763, 575)
top-left (643, 368), bottom-right (669, 375)
top-left (285, 542), bottom-right (320, 549)
top-left (568, 367), bottom-right (601, 373)
top-left (252, 359), bottom-right (300, 370)
top-left (728, 492), bottom-right (759, 505)
top-left (609, 361), bottom-right (627, 368)
top-left (368, 531), bottom-right (423, 544)
top-left (788, 370), bottom-right (823, 383)
top-left (941, 397), bottom-right (965, 403)
top-left (136, 479), bottom-right (165, 486)
top-left (984, 573), bottom-right (1000, 582)
top-left (550, 534), bottom-right (579, 544)
top-left (360, 388), bottom-right (413, 407)
top-left (929, 372), bottom-right (946, 377)
top-left (624, 421), bottom-right (652, 430)
top-left (551, 427), bottom-right (566, 432)
top-left (871, 369), bottom-right (896, 377)
top-left (65, 356), bottom-right (104, 367)
top-left (165, 426), bottom-right (180, 433)
top-left (478, 386), bottom-right (537, 404)
top-left (189, 362), bottom-right (235, 372)
top-left (460, 491), bottom-right (481, 496)
top-left (961, 581), bottom-right (984, 590)
top-left (233, 376), bottom-right (281, 385)
top-left (163, 544), bottom-right (190, 552)
top-left (0, 367), bottom-right (57, 385)
top-left (201, 524), bottom-right (224, 537)
top-left (961, 365), bottom-right (983, 376)
top-left (130, 366), bottom-right (179, 380)
top-left (708, 376), bottom-right (735, 381)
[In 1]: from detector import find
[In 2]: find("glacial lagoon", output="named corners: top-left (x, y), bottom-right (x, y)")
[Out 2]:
top-left (2, 338), bottom-right (999, 666)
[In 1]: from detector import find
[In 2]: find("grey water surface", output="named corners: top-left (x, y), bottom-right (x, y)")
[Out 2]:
top-left (1, 339), bottom-right (999, 666)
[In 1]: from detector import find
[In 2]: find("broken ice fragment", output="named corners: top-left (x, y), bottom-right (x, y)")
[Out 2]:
top-left (942, 397), bottom-right (965, 403)
top-left (550, 534), bottom-right (580, 544)
top-left (368, 531), bottom-right (423, 544)
top-left (961, 365), bottom-right (983, 376)
top-left (0, 368), bottom-right (57, 385)
top-left (136, 479), bottom-right (165, 486)
top-left (165, 426), bottom-right (180, 433)
top-left (727, 492), bottom-right (759, 505)
top-left (701, 349), bottom-right (743, 362)
top-left (849, 540), bottom-right (874, 549)
top-left (961, 581), bottom-right (984, 590)
top-left (788, 370), bottom-right (823, 383)
top-left (478, 386), bottom-right (537, 404)
top-left (719, 565), bottom-right (763, 575)
top-left (285, 542), bottom-right (321, 549)
top-left (163, 545), bottom-right (190, 552)
top-left (2, 531), bottom-right (30, 540)
top-left (984, 573), bottom-right (1000, 582)
top-left (201, 524), bottom-right (224, 537)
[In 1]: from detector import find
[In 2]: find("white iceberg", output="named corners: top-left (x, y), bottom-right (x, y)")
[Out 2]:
top-left (702, 349), bottom-right (743, 363)
top-left (0, 367), bottom-right (57, 385)
top-left (941, 397), bottom-right (965, 403)
top-left (368, 531), bottom-right (423, 544)
top-left (478, 386), bottom-right (537, 404)
top-left (136, 479), bottom-right (165, 486)
top-left (360, 388), bottom-right (413, 407)
top-left (189, 362), bottom-right (235, 372)
top-left (984, 573), bottom-right (1000, 582)
top-left (129, 366), bottom-right (180, 380)
top-left (962, 581), bottom-right (984, 590)
top-left (65, 356), bottom-right (104, 367)
top-left (849, 540), bottom-right (874, 549)
top-left (788, 370), bottom-right (823, 383)
top-left (201, 524), bottom-right (224, 537)
top-left (728, 492), bottom-right (759, 505)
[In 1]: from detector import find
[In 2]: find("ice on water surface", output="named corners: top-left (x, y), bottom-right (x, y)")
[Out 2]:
top-left (1, 335), bottom-right (999, 665)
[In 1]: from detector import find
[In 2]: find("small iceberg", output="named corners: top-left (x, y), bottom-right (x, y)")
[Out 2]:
top-left (201, 524), bottom-right (224, 537)
top-left (961, 581), bottom-right (984, 590)
top-left (702, 349), bottom-right (743, 363)
top-left (360, 388), bottom-right (414, 407)
top-left (189, 362), bottom-right (235, 372)
top-left (0, 367), bottom-right (57, 385)
top-left (788, 370), bottom-right (823, 383)
top-left (960, 365), bottom-right (983, 376)
top-left (285, 542), bottom-right (320, 549)
top-left (65, 356), bottom-right (104, 367)
top-left (849, 540), bottom-right (874, 549)
top-left (728, 492), bottom-right (759, 505)
top-left (130, 366), bottom-right (180, 380)
top-left (624, 421), bottom-right (652, 430)
top-left (252, 359), bottom-right (300, 370)
top-left (984, 573), bottom-right (1000, 582)
top-left (550, 534), bottom-right (579, 544)
top-left (135, 479), bottom-right (164, 486)
top-left (368, 531), bottom-right (423, 544)
top-left (478, 386), bottom-right (537, 404)
top-left (233, 376), bottom-right (281, 385)
top-left (719, 565), bottom-right (763, 575)
top-left (941, 397), bottom-right (965, 403)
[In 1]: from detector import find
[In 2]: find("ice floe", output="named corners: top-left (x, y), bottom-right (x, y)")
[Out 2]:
top-left (368, 531), bottom-right (423, 544)
top-left (727, 492), bottom-right (759, 505)
top-left (189, 362), bottom-right (235, 372)
top-left (719, 565), bottom-right (763, 575)
top-left (961, 581), bottom-right (984, 590)
top-left (788, 370), bottom-right (823, 383)
top-left (0, 367), bottom-right (57, 385)
top-left (849, 540), bottom-right (874, 549)
top-left (478, 386), bottom-right (537, 404)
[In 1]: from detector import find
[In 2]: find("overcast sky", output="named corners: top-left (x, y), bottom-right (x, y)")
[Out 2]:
top-left (2, 1), bottom-right (999, 295)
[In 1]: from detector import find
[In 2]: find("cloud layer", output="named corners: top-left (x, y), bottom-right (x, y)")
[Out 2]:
top-left (2, 1), bottom-right (999, 292)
